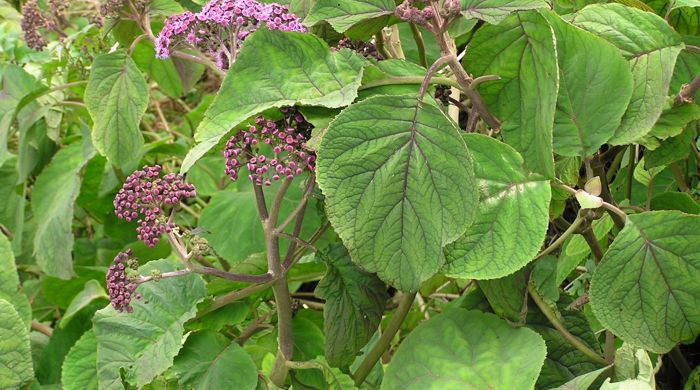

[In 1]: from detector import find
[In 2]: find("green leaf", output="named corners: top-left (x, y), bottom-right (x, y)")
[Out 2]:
top-left (465, 10), bottom-right (558, 178)
top-left (289, 357), bottom-right (357, 390)
top-left (478, 270), bottom-right (527, 323)
top-left (182, 29), bottom-right (365, 172)
top-left (550, 366), bottom-right (610, 390)
top-left (0, 233), bottom-right (29, 325)
top-left (444, 134), bottom-right (550, 280)
top-left (650, 192), bottom-right (700, 214)
top-left (60, 280), bottom-right (109, 328)
top-left (93, 258), bottom-right (207, 389)
top-left (590, 211), bottom-right (700, 353)
top-left (544, 13), bottom-right (633, 157)
top-left (172, 330), bottom-right (258, 390)
top-left (85, 50), bottom-right (148, 168)
top-left (316, 95), bottom-right (478, 291)
top-left (61, 330), bottom-right (98, 390)
top-left (131, 41), bottom-right (183, 98)
top-left (304, 0), bottom-right (395, 33)
top-left (0, 298), bottom-right (33, 388)
top-left (32, 143), bottom-right (94, 279)
top-left (315, 244), bottom-right (389, 367)
top-left (572, 4), bottom-right (684, 145)
top-left (644, 104), bottom-right (700, 148)
top-left (381, 309), bottom-right (546, 389)
top-left (565, 214), bottom-right (614, 258)
top-left (460, 0), bottom-right (549, 23)
top-left (645, 124), bottom-right (695, 168)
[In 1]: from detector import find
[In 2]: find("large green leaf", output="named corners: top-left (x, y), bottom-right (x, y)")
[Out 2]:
top-left (381, 309), bottom-right (546, 389)
top-left (572, 4), bottom-right (684, 145)
top-left (544, 13), bottom-right (633, 157)
top-left (85, 50), bottom-right (148, 168)
top-left (316, 95), bottom-right (478, 291)
top-left (641, 104), bottom-right (700, 149)
top-left (131, 41), bottom-right (183, 98)
top-left (304, 0), bottom-right (395, 33)
top-left (93, 259), bottom-right (207, 389)
top-left (0, 298), bottom-right (33, 388)
top-left (182, 29), bottom-right (365, 172)
top-left (444, 134), bottom-right (550, 280)
top-left (590, 211), bottom-right (700, 353)
top-left (32, 142), bottom-right (94, 279)
top-left (172, 330), bottom-right (258, 390)
top-left (315, 244), bottom-right (389, 367)
top-left (465, 10), bottom-right (558, 178)
top-left (0, 232), bottom-right (30, 326)
top-left (460, 0), bottom-right (549, 23)
top-left (61, 330), bottom-right (98, 390)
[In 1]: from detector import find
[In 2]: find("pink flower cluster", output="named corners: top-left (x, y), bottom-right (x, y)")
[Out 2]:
top-left (224, 109), bottom-right (315, 186)
top-left (107, 250), bottom-right (141, 313)
top-left (114, 165), bottom-right (196, 248)
top-left (155, 0), bottom-right (306, 69)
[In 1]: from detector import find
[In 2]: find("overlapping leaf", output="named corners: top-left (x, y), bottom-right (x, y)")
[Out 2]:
top-left (465, 10), bottom-right (558, 177)
top-left (444, 134), bottom-right (550, 280)
top-left (590, 211), bottom-right (700, 353)
top-left (182, 29), bottom-right (365, 172)
top-left (61, 330), bottom-right (98, 390)
top-left (460, 0), bottom-right (549, 23)
top-left (0, 298), bottom-right (33, 388)
top-left (304, 0), bottom-right (395, 35)
top-left (317, 95), bottom-right (477, 291)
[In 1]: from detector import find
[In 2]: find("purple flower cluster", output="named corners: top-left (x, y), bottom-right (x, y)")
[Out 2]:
top-left (224, 109), bottom-right (315, 186)
top-left (114, 165), bottom-right (196, 247)
top-left (21, 0), bottom-right (47, 50)
top-left (106, 250), bottom-right (141, 313)
top-left (155, 0), bottom-right (306, 69)
top-left (395, 1), bottom-right (435, 26)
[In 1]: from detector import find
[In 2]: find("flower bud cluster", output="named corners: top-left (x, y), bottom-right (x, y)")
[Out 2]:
top-left (335, 37), bottom-right (384, 60)
top-left (434, 84), bottom-right (452, 105)
top-left (21, 0), bottom-right (47, 50)
top-left (442, 0), bottom-right (461, 17)
top-left (156, 0), bottom-right (306, 69)
top-left (224, 108), bottom-right (315, 186)
top-left (114, 165), bottom-right (197, 248)
top-left (395, 1), bottom-right (435, 26)
top-left (106, 250), bottom-right (142, 313)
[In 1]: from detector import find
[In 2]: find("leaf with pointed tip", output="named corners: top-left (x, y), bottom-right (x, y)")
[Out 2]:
top-left (460, 0), bottom-right (548, 24)
top-left (381, 309), bottom-right (546, 389)
top-left (465, 10), bottom-right (558, 178)
top-left (182, 29), bottom-right (364, 172)
top-left (85, 50), bottom-right (148, 168)
top-left (317, 95), bottom-right (477, 291)
top-left (93, 259), bottom-right (207, 389)
top-left (572, 4), bottom-right (684, 145)
top-left (60, 280), bottom-right (108, 328)
top-left (590, 211), bottom-right (700, 353)
top-left (444, 134), bottom-right (550, 280)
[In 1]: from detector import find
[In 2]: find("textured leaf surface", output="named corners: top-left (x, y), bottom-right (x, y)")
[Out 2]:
top-left (381, 309), bottom-right (546, 389)
top-left (304, 0), bottom-right (395, 33)
top-left (572, 4), bottom-right (683, 145)
top-left (85, 50), bottom-right (148, 168)
top-left (478, 270), bottom-right (527, 323)
top-left (317, 95), bottom-right (477, 291)
top-left (466, 10), bottom-right (558, 177)
top-left (315, 244), bottom-right (389, 367)
top-left (590, 211), bottom-right (700, 353)
top-left (444, 134), bottom-right (550, 279)
top-left (131, 41), bottom-right (183, 98)
top-left (172, 330), bottom-right (257, 390)
top-left (545, 13), bottom-right (633, 157)
top-left (32, 143), bottom-right (93, 279)
top-left (60, 280), bottom-right (108, 328)
top-left (460, 0), bottom-right (548, 23)
top-left (0, 298), bottom-right (33, 388)
top-left (0, 233), bottom-right (30, 326)
top-left (182, 29), bottom-right (364, 172)
top-left (94, 259), bottom-right (207, 389)
top-left (61, 330), bottom-right (98, 390)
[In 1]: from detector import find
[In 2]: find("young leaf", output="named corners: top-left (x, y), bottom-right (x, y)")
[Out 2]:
top-left (0, 298), bottom-right (33, 388)
top-left (465, 10), bottom-right (558, 178)
top-left (381, 309), bottom-right (546, 389)
top-left (85, 50), bottom-right (148, 168)
top-left (172, 330), bottom-right (258, 390)
top-left (32, 142), bottom-right (94, 279)
top-left (443, 134), bottom-right (550, 280)
top-left (61, 330), bottom-right (98, 390)
top-left (544, 13), bottom-right (633, 157)
top-left (303, 0), bottom-right (395, 35)
top-left (590, 211), bottom-right (700, 353)
top-left (572, 4), bottom-right (684, 145)
top-left (460, 0), bottom-right (549, 24)
top-left (93, 259), bottom-right (207, 389)
top-left (316, 95), bottom-right (478, 291)
top-left (315, 244), bottom-right (389, 367)
top-left (182, 29), bottom-right (365, 172)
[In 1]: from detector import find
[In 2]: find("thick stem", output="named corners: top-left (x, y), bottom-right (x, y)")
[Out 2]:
top-left (581, 226), bottom-right (605, 264)
top-left (409, 23), bottom-right (428, 68)
top-left (528, 284), bottom-right (608, 365)
top-left (625, 146), bottom-right (635, 202)
top-left (674, 72), bottom-right (700, 105)
top-left (604, 331), bottom-right (616, 364)
top-left (669, 346), bottom-right (692, 381)
top-left (353, 292), bottom-right (416, 387)
top-left (198, 281), bottom-right (274, 317)
top-left (670, 162), bottom-right (690, 192)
